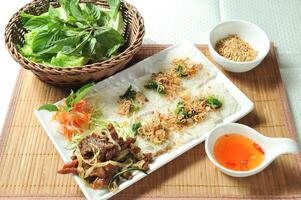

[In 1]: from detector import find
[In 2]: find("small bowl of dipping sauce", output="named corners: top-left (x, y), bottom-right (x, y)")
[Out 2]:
top-left (214, 133), bottom-right (265, 172)
top-left (205, 123), bottom-right (299, 177)
top-left (208, 20), bottom-right (270, 72)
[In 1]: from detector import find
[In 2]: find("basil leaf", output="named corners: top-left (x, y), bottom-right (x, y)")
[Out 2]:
top-left (65, 91), bottom-right (75, 111)
top-left (31, 30), bottom-right (53, 53)
top-left (86, 3), bottom-right (102, 21)
top-left (38, 104), bottom-right (58, 112)
top-left (54, 35), bottom-right (82, 46)
top-left (62, 83), bottom-right (94, 111)
top-left (107, 0), bottom-right (120, 19)
top-left (63, 32), bottom-right (91, 55)
top-left (94, 27), bottom-right (124, 57)
top-left (92, 42), bottom-right (106, 61)
top-left (94, 27), bottom-right (124, 45)
top-left (73, 82), bottom-right (95, 104)
top-left (108, 10), bottom-right (124, 34)
top-left (37, 44), bottom-right (61, 55)
top-left (82, 37), bottom-right (97, 57)
top-left (68, 0), bottom-right (85, 21)
top-left (46, 29), bottom-right (64, 47)
top-left (23, 14), bottom-right (49, 30)
top-left (37, 35), bottom-right (80, 55)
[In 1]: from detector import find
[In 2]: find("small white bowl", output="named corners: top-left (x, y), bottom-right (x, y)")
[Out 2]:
top-left (205, 123), bottom-right (299, 177)
top-left (208, 20), bottom-right (270, 73)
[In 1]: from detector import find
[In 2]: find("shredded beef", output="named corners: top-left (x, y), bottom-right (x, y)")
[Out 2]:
top-left (58, 123), bottom-right (153, 190)
top-left (78, 132), bottom-right (118, 162)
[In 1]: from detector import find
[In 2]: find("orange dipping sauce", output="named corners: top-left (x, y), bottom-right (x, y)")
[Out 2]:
top-left (213, 134), bottom-right (265, 171)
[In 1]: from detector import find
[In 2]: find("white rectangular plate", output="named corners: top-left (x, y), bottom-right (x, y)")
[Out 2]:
top-left (35, 40), bottom-right (254, 200)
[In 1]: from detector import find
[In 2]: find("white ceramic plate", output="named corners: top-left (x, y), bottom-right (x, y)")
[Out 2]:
top-left (35, 40), bottom-right (254, 200)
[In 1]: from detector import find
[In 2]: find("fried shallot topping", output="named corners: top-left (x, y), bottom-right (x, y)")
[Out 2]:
top-left (117, 85), bottom-right (148, 115)
top-left (144, 71), bottom-right (181, 99)
top-left (138, 112), bottom-right (170, 144)
top-left (171, 58), bottom-right (202, 79)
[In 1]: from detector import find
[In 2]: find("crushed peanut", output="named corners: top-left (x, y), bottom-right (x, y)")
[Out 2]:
top-left (215, 34), bottom-right (257, 62)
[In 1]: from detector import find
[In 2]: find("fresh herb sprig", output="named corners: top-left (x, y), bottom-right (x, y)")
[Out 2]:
top-left (119, 85), bottom-right (137, 100)
top-left (175, 64), bottom-right (188, 78)
top-left (144, 80), bottom-right (158, 90)
top-left (38, 82), bottom-right (94, 112)
top-left (205, 96), bottom-right (222, 109)
top-left (144, 80), bottom-right (166, 95)
top-left (19, 0), bottom-right (125, 67)
top-left (131, 122), bottom-right (142, 135)
top-left (175, 101), bottom-right (194, 120)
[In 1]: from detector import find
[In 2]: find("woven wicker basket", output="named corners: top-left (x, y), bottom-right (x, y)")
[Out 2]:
top-left (5, 0), bottom-right (144, 87)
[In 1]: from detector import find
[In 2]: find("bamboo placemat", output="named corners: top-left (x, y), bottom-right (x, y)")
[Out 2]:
top-left (0, 45), bottom-right (300, 200)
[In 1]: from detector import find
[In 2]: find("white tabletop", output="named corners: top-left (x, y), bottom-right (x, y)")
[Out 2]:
top-left (1, 0), bottom-right (301, 143)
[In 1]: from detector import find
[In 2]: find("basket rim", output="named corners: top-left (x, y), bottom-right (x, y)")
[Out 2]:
top-left (4, 0), bottom-right (145, 74)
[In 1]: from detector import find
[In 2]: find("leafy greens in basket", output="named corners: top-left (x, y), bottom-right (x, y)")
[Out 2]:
top-left (19, 0), bottom-right (125, 68)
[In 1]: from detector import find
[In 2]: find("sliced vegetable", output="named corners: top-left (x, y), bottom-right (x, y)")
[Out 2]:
top-left (55, 106), bottom-right (90, 140)
top-left (38, 83), bottom-right (95, 140)
top-left (89, 118), bottom-right (135, 139)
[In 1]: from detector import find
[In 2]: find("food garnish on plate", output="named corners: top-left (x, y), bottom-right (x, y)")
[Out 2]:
top-left (171, 95), bottom-right (222, 128)
top-left (137, 111), bottom-right (170, 145)
top-left (39, 83), bottom-right (99, 140)
top-left (171, 58), bottom-right (202, 79)
top-left (144, 71), bottom-right (181, 98)
top-left (117, 85), bottom-right (148, 116)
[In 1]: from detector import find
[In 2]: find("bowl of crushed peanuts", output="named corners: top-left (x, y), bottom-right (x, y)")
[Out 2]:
top-left (208, 20), bottom-right (270, 72)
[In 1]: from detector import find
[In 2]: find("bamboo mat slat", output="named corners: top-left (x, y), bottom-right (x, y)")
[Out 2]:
top-left (0, 44), bottom-right (300, 199)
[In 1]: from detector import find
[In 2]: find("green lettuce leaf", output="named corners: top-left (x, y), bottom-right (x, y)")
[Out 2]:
top-left (50, 52), bottom-right (88, 67)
